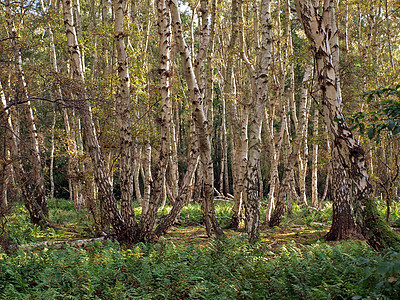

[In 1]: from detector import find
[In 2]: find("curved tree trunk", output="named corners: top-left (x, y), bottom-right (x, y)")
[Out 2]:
top-left (168, 0), bottom-right (224, 238)
top-left (63, 0), bottom-right (137, 243)
top-left (5, 0), bottom-right (48, 224)
top-left (295, 0), bottom-right (400, 250)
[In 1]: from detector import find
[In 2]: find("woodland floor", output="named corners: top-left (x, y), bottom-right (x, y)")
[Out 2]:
top-left (1, 199), bottom-right (400, 299)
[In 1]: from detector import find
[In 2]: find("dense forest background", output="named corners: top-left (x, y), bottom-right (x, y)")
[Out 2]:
top-left (1, 0), bottom-right (400, 298)
top-left (1, 0), bottom-right (400, 240)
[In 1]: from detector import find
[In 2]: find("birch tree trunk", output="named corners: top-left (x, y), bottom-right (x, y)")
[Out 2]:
top-left (168, 0), bottom-right (224, 238)
top-left (62, 0), bottom-right (137, 243)
top-left (5, 0), bottom-right (48, 224)
top-left (49, 105), bottom-right (56, 199)
top-left (0, 86), bottom-right (9, 211)
top-left (41, 0), bottom-right (79, 203)
top-left (113, 0), bottom-right (136, 229)
top-left (140, 0), bottom-right (173, 238)
top-left (1, 81), bottom-right (30, 217)
top-left (311, 106), bottom-right (319, 207)
top-left (141, 143), bottom-right (152, 217)
top-left (244, 0), bottom-right (273, 243)
top-left (263, 108), bottom-right (285, 224)
top-left (269, 65), bottom-right (311, 227)
top-left (294, 0), bottom-right (400, 250)
top-left (223, 0), bottom-right (245, 229)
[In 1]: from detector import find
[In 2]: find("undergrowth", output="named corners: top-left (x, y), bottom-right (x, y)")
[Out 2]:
top-left (0, 238), bottom-right (399, 299)
top-left (1, 198), bottom-right (400, 299)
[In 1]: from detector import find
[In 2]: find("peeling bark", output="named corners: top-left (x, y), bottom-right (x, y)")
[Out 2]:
top-left (168, 0), bottom-right (224, 238)
top-left (5, 0), bottom-right (48, 224)
top-left (244, 0), bottom-right (273, 243)
top-left (294, 0), bottom-right (400, 250)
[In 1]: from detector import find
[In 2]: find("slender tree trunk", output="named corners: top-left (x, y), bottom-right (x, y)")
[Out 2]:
top-left (0, 87), bottom-right (9, 211)
top-left (311, 106), bottom-right (319, 207)
top-left (5, 0), bottom-right (48, 224)
top-left (73, 0), bottom-right (85, 72)
top-left (113, 0), bottom-right (136, 229)
top-left (222, 0), bottom-right (245, 230)
top-left (263, 108), bottom-right (285, 224)
top-left (320, 135), bottom-right (331, 204)
top-left (141, 143), bottom-right (152, 217)
top-left (1, 82), bottom-right (29, 216)
top-left (140, 0), bottom-right (173, 238)
top-left (134, 145), bottom-right (143, 205)
top-left (244, 0), bottom-right (273, 243)
top-left (168, 0), bottom-right (224, 238)
top-left (269, 65), bottom-right (311, 227)
top-left (49, 105), bottom-right (56, 199)
top-left (166, 103), bottom-right (179, 204)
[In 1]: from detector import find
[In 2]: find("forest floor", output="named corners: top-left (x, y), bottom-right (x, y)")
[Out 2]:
top-left (165, 225), bottom-right (328, 249)
top-left (1, 199), bottom-right (400, 299)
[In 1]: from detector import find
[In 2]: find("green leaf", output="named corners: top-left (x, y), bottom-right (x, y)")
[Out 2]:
top-left (388, 120), bottom-right (396, 130)
top-left (367, 127), bottom-right (375, 139)
top-left (359, 123), bottom-right (365, 134)
top-left (376, 262), bottom-right (392, 275)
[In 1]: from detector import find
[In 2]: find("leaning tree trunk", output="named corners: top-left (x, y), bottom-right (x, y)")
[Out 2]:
top-left (295, 0), bottom-right (400, 250)
top-left (168, 0), bottom-right (224, 238)
top-left (62, 0), bottom-right (137, 243)
top-left (5, 0), bottom-right (48, 224)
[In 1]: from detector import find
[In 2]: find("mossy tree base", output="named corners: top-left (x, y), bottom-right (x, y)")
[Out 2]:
top-left (354, 196), bottom-right (400, 251)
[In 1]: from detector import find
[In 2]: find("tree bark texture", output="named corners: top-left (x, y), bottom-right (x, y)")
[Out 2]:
top-left (140, 0), bottom-right (173, 238)
top-left (5, 1), bottom-right (48, 224)
top-left (63, 0), bottom-right (138, 243)
top-left (168, 0), bottom-right (224, 238)
top-left (113, 0), bottom-right (137, 229)
top-left (244, 0), bottom-right (273, 243)
top-left (294, 0), bottom-right (400, 250)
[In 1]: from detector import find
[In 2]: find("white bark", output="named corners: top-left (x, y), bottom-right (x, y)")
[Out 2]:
top-left (311, 106), bottom-right (319, 207)
top-left (295, 0), bottom-right (400, 250)
top-left (63, 0), bottom-right (132, 241)
top-left (113, 0), bottom-right (136, 228)
top-left (5, 0), bottom-right (48, 223)
top-left (168, 0), bottom-right (224, 238)
top-left (244, 0), bottom-right (273, 242)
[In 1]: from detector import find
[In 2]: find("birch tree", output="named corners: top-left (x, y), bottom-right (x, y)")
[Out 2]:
top-left (168, 0), bottom-right (224, 238)
top-left (243, 0), bottom-right (273, 243)
top-left (62, 0), bottom-right (136, 242)
top-left (5, 0), bottom-right (48, 224)
top-left (294, 0), bottom-right (400, 250)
